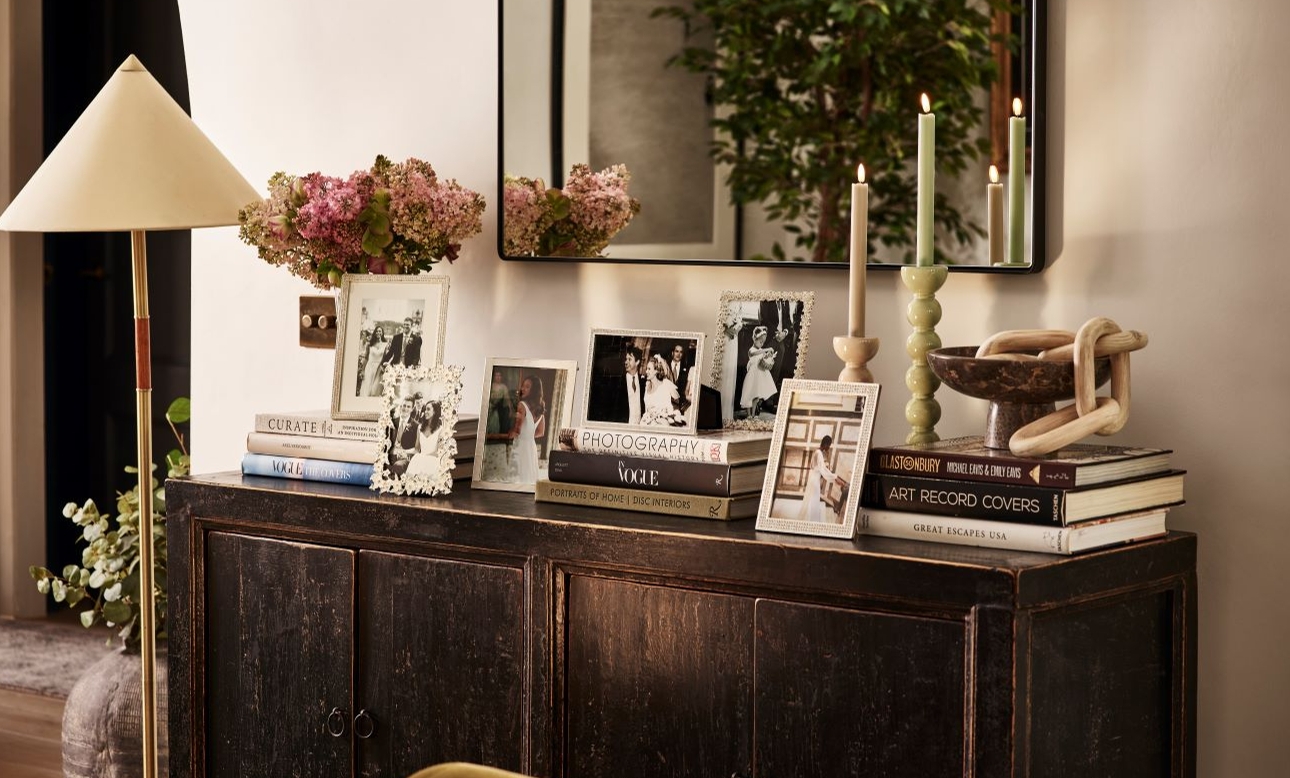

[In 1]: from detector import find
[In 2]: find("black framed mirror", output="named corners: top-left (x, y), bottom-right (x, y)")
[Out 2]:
top-left (499, 0), bottom-right (1046, 272)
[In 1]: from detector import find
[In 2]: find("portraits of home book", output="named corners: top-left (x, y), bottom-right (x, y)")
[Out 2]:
top-left (535, 480), bottom-right (760, 521)
top-left (855, 507), bottom-right (1169, 555)
top-left (861, 470), bottom-right (1186, 525)
top-left (868, 436), bottom-right (1172, 488)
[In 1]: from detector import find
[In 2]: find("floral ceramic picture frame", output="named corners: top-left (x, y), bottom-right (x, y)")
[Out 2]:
top-left (756, 379), bottom-right (880, 539)
top-left (708, 290), bottom-right (815, 430)
top-left (332, 273), bottom-right (451, 421)
top-left (373, 364), bottom-right (464, 496)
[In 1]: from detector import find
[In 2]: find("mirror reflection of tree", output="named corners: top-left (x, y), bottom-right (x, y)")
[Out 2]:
top-left (653, 0), bottom-right (1015, 263)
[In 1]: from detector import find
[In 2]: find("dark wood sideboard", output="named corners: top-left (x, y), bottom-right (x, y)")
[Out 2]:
top-left (167, 472), bottom-right (1197, 778)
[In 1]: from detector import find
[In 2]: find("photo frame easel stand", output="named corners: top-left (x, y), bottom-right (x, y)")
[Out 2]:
top-left (900, 265), bottom-right (948, 443)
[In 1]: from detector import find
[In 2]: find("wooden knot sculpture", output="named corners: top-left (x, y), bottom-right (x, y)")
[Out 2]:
top-left (976, 317), bottom-right (1148, 456)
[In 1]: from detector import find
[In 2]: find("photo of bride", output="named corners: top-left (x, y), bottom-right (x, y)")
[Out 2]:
top-left (472, 358), bottom-right (578, 493)
top-left (373, 363), bottom-right (464, 496)
top-left (583, 328), bottom-right (705, 434)
top-left (709, 291), bottom-right (814, 430)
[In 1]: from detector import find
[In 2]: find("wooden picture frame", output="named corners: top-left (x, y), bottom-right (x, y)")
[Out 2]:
top-left (756, 379), bottom-right (881, 539)
top-left (582, 328), bottom-right (705, 434)
top-left (332, 274), bottom-right (450, 420)
top-left (708, 290), bottom-right (815, 430)
top-left (472, 357), bottom-right (579, 493)
top-left (372, 364), bottom-right (464, 496)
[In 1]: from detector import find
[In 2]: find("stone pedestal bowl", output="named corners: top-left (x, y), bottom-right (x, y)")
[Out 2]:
top-left (926, 346), bottom-right (1112, 450)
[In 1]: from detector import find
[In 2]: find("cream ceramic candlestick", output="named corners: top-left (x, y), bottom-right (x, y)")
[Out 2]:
top-left (901, 264), bottom-right (948, 443)
top-left (834, 335), bottom-right (880, 383)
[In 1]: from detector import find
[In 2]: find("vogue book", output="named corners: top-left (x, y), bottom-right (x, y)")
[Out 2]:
top-left (547, 450), bottom-right (766, 497)
top-left (861, 470), bottom-right (1185, 525)
top-left (557, 426), bottom-right (772, 464)
top-left (855, 507), bottom-right (1169, 555)
top-left (868, 436), bottom-right (1172, 488)
top-left (535, 480), bottom-right (759, 521)
top-left (243, 453), bottom-right (472, 485)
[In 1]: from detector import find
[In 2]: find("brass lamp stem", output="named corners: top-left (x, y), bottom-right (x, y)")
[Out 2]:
top-left (130, 229), bottom-right (160, 778)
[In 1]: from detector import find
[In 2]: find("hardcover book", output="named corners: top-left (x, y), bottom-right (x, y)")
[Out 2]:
top-left (242, 453), bottom-right (473, 485)
top-left (255, 410), bottom-right (479, 442)
top-left (246, 432), bottom-right (382, 464)
top-left (535, 479), bottom-right (759, 521)
top-left (855, 507), bottom-right (1169, 555)
top-left (860, 470), bottom-right (1185, 525)
top-left (547, 450), bottom-right (766, 497)
top-left (557, 426), bottom-right (773, 464)
top-left (868, 436), bottom-right (1172, 488)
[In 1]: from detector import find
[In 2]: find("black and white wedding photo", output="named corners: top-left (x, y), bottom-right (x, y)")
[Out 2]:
top-left (709, 291), bottom-right (814, 429)
top-left (373, 364), bottom-right (464, 496)
top-left (583, 328), bottom-right (705, 433)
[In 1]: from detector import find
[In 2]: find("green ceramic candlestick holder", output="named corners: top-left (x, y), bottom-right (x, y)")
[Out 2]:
top-left (900, 264), bottom-right (948, 444)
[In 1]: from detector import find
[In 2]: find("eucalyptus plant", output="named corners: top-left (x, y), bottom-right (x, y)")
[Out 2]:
top-left (30, 397), bottom-right (190, 646)
top-left (653, 0), bottom-right (1015, 263)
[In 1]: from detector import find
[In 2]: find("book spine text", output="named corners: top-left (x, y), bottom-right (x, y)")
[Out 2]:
top-left (246, 432), bottom-right (381, 464)
top-left (861, 473), bottom-right (1065, 525)
top-left (535, 480), bottom-right (749, 521)
top-left (254, 413), bottom-right (382, 442)
top-left (548, 450), bottom-right (741, 496)
top-left (856, 509), bottom-right (1074, 553)
top-left (241, 453), bottom-right (374, 486)
top-left (559, 427), bottom-right (733, 463)
top-left (869, 450), bottom-right (1077, 488)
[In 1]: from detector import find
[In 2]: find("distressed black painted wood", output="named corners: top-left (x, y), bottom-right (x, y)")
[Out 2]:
top-left (168, 472), bottom-right (1197, 778)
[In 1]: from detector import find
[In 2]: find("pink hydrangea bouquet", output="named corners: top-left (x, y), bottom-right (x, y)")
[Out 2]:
top-left (238, 155), bottom-right (485, 289)
top-left (503, 163), bottom-right (640, 258)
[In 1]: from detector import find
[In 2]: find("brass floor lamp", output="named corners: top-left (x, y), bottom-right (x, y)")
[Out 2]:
top-left (0, 55), bottom-right (257, 778)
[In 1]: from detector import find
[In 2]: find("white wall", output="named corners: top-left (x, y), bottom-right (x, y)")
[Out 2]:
top-left (180, 1), bottom-right (1290, 774)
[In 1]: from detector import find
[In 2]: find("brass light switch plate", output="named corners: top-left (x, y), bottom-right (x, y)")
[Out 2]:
top-left (299, 295), bottom-right (337, 349)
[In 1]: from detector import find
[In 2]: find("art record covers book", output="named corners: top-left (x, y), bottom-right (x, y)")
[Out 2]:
top-left (861, 470), bottom-right (1186, 525)
top-left (868, 436), bottom-right (1172, 488)
top-left (856, 507), bottom-right (1170, 555)
top-left (535, 480), bottom-right (760, 521)
top-left (547, 450), bottom-right (766, 497)
top-left (255, 410), bottom-right (479, 442)
top-left (557, 427), bottom-right (773, 464)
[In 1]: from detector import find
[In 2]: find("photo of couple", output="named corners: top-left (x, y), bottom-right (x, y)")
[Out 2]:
top-left (474, 359), bottom-right (577, 493)
top-left (712, 291), bottom-right (813, 429)
top-left (354, 305), bottom-right (425, 398)
top-left (373, 364), bottom-right (464, 496)
top-left (584, 329), bottom-right (704, 433)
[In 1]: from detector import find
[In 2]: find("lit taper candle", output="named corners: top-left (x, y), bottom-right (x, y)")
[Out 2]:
top-left (1008, 97), bottom-right (1026, 264)
top-left (988, 164), bottom-right (1003, 265)
top-left (916, 93), bottom-right (935, 267)
top-left (849, 163), bottom-right (869, 337)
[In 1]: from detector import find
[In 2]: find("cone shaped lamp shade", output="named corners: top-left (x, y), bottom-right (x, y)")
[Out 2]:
top-left (0, 54), bottom-right (258, 232)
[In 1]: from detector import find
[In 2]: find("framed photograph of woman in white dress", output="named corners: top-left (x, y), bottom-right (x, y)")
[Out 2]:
top-left (756, 379), bottom-right (880, 539)
top-left (332, 274), bottom-right (450, 420)
top-left (472, 357), bottom-right (578, 493)
top-left (708, 290), bottom-right (814, 430)
top-left (373, 364), bottom-right (464, 496)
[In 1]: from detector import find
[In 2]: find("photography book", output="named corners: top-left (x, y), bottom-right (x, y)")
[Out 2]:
top-left (547, 449), bottom-right (766, 497)
top-left (861, 470), bottom-right (1185, 525)
top-left (557, 426), bottom-right (773, 464)
top-left (535, 479), bottom-right (760, 521)
top-left (254, 410), bottom-right (479, 442)
top-left (855, 507), bottom-right (1169, 555)
top-left (868, 436), bottom-right (1172, 488)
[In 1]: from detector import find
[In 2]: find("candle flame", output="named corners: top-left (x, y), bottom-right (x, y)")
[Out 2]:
top-left (989, 164), bottom-right (999, 184)
top-left (921, 93), bottom-right (931, 113)
top-left (1013, 97), bottom-right (1023, 117)
top-left (857, 163), bottom-right (866, 184)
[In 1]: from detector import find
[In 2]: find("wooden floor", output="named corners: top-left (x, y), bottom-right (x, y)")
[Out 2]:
top-left (0, 686), bottom-right (63, 778)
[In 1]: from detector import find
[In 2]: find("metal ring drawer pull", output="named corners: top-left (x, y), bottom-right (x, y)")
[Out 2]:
top-left (326, 707), bottom-right (347, 738)
top-left (354, 709), bottom-right (377, 739)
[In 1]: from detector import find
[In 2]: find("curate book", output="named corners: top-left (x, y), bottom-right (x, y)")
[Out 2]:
top-left (557, 426), bottom-right (773, 464)
top-left (535, 479), bottom-right (759, 521)
top-left (547, 449), bottom-right (766, 497)
top-left (861, 470), bottom-right (1185, 525)
top-left (255, 410), bottom-right (479, 442)
top-left (868, 436), bottom-right (1172, 488)
top-left (855, 507), bottom-right (1170, 555)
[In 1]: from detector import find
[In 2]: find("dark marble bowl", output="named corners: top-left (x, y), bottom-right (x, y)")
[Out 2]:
top-left (927, 346), bottom-right (1112, 449)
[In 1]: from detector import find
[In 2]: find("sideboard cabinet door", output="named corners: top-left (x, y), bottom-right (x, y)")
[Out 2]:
top-left (356, 550), bottom-right (527, 777)
top-left (753, 599), bottom-right (968, 777)
top-left (562, 575), bottom-right (755, 778)
top-left (206, 532), bottom-right (355, 778)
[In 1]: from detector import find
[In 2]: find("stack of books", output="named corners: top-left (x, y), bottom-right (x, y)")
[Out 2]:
top-left (535, 427), bottom-right (775, 520)
top-left (857, 436), bottom-right (1183, 555)
top-left (243, 410), bottom-right (479, 486)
